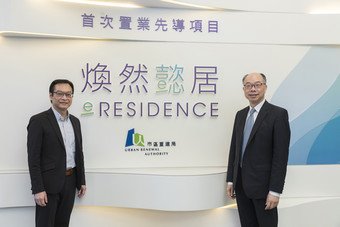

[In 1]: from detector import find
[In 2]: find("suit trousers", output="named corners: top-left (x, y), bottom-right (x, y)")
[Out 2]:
top-left (235, 167), bottom-right (278, 227)
top-left (35, 171), bottom-right (77, 227)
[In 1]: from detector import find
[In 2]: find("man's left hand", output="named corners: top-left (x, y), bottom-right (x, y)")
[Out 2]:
top-left (78, 185), bottom-right (86, 198)
top-left (265, 193), bottom-right (279, 210)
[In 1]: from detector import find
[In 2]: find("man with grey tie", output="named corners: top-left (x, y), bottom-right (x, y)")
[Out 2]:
top-left (226, 72), bottom-right (290, 227)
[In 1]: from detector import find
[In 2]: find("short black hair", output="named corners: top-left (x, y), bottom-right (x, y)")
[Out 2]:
top-left (49, 79), bottom-right (74, 94)
top-left (242, 73), bottom-right (267, 83)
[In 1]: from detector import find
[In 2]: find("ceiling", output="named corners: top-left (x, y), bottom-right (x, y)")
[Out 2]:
top-left (57, 0), bottom-right (340, 14)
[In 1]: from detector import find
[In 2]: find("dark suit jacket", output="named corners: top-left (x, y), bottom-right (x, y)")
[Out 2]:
top-left (27, 108), bottom-right (86, 194)
top-left (227, 101), bottom-right (290, 199)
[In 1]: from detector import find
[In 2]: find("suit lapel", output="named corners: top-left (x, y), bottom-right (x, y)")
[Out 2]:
top-left (47, 108), bottom-right (65, 149)
top-left (247, 101), bottom-right (270, 144)
top-left (70, 115), bottom-right (80, 152)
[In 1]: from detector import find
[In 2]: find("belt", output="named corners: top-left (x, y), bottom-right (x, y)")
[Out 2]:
top-left (66, 168), bottom-right (75, 176)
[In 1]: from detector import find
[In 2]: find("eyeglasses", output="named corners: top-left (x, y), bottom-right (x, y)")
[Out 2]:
top-left (243, 82), bottom-right (266, 90)
top-left (53, 91), bottom-right (74, 98)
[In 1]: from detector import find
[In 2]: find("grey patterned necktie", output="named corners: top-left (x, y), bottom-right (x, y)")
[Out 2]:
top-left (241, 108), bottom-right (256, 162)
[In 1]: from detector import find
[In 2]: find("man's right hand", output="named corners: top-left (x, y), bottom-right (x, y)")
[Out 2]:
top-left (227, 184), bottom-right (235, 199)
top-left (34, 191), bottom-right (48, 207)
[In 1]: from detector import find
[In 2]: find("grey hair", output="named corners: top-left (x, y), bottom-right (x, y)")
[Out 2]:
top-left (242, 73), bottom-right (267, 83)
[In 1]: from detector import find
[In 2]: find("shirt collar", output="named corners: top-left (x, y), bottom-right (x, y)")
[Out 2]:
top-left (250, 99), bottom-right (265, 113)
top-left (51, 106), bottom-right (69, 122)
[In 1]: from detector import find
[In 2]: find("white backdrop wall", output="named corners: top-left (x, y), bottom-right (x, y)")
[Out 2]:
top-left (0, 38), bottom-right (309, 170)
top-left (1, 0), bottom-right (340, 226)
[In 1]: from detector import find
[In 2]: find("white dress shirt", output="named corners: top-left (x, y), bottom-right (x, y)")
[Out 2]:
top-left (52, 107), bottom-right (76, 169)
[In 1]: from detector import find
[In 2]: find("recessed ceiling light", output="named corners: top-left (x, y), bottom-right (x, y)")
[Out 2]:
top-left (59, 0), bottom-right (143, 8)
top-left (161, 0), bottom-right (217, 10)
top-left (309, 3), bottom-right (340, 14)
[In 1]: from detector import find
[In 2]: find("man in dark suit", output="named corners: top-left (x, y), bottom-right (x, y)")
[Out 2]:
top-left (226, 73), bottom-right (290, 227)
top-left (27, 79), bottom-right (86, 227)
